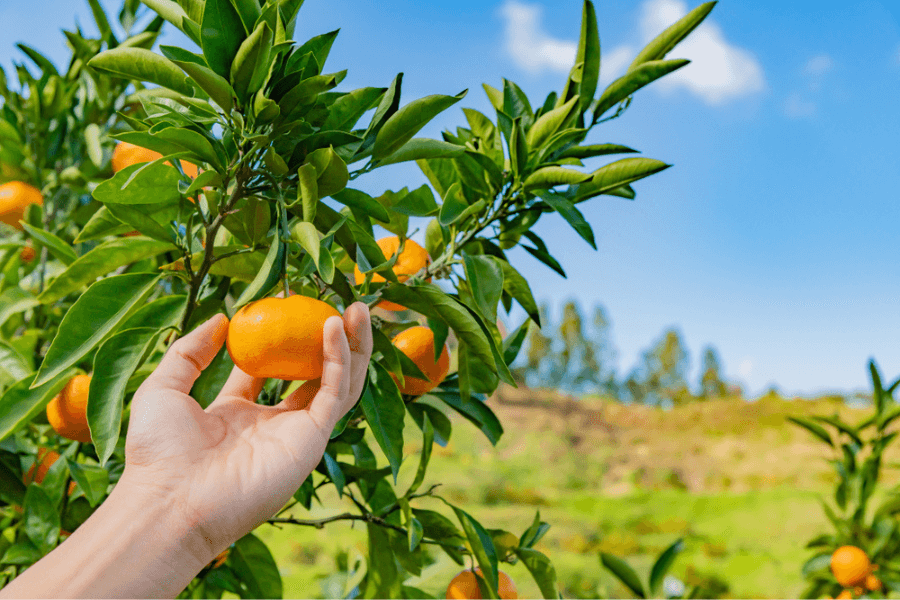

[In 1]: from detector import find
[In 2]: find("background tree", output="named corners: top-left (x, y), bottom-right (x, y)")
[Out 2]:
top-left (698, 345), bottom-right (727, 399)
top-left (638, 328), bottom-right (691, 407)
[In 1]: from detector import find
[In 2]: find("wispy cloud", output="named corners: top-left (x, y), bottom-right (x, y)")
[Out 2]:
top-left (805, 54), bottom-right (833, 77)
top-left (784, 53), bottom-right (833, 118)
top-left (784, 92), bottom-right (816, 119)
top-left (500, 0), bottom-right (765, 106)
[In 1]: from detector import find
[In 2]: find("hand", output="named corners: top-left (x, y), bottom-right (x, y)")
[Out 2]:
top-left (116, 298), bottom-right (372, 563)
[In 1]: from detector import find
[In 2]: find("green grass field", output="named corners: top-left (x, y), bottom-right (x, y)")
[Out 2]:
top-left (230, 389), bottom-right (898, 599)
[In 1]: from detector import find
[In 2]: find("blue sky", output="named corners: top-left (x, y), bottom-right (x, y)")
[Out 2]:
top-left (2, 0), bottom-right (899, 397)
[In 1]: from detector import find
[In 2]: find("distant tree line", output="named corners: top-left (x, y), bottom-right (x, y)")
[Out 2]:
top-left (512, 300), bottom-right (738, 405)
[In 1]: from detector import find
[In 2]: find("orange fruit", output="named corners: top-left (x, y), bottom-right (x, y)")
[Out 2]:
top-left (20, 243), bottom-right (36, 262)
top-left (226, 295), bottom-right (341, 380)
top-left (23, 448), bottom-right (76, 495)
top-left (391, 326), bottom-right (449, 396)
top-left (0, 181), bottom-right (42, 229)
top-left (46, 374), bottom-right (93, 444)
top-left (210, 548), bottom-right (230, 569)
top-left (446, 568), bottom-right (517, 599)
top-left (832, 546), bottom-right (870, 588)
top-left (866, 574), bottom-right (882, 591)
top-left (836, 590), bottom-right (852, 600)
top-left (112, 142), bottom-right (199, 178)
top-left (353, 236), bottom-right (430, 311)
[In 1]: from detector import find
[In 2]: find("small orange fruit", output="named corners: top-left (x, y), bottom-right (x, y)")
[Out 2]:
top-left (112, 142), bottom-right (199, 178)
top-left (46, 374), bottom-right (93, 444)
top-left (446, 568), bottom-right (517, 599)
top-left (0, 181), bottom-right (42, 229)
top-left (865, 574), bottom-right (881, 591)
top-left (832, 546), bottom-right (870, 588)
top-left (353, 236), bottom-right (430, 311)
top-left (19, 243), bottom-right (36, 262)
top-left (227, 295), bottom-right (341, 380)
top-left (836, 590), bottom-right (852, 600)
top-left (391, 326), bottom-right (450, 396)
top-left (23, 447), bottom-right (77, 495)
top-left (210, 548), bottom-right (230, 569)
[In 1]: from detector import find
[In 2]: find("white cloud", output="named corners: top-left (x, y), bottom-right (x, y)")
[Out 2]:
top-left (638, 0), bottom-right (766, 105)
top-left (499, 0), bottom-right (765, 106)
top-left (805, 54), bottom-right (833, 76)
top-left (784, 92), bottom-right (816, 119)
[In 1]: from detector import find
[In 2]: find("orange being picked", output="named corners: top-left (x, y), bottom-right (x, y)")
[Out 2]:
top-left (391, 326), bottom-right (449, 396)
top-left (47, 374), bottom-right (93, 444)
top-left (227, 295), bottom-right (341, 380)
top-left (353, 236), bottom-right (430, 311)
top-left (111, 141), bottom-right (199, 178)
top-left (0, 181), bottom-right (42, 229)
top-left (23, 447), bottom-right (76, 495)
top-left (831, 546), bottom-right (871, 588)
top-left (446, 567), bottom-right (517, 599)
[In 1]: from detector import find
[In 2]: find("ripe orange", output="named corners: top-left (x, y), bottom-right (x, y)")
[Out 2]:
top-left (831, 546), bottom-right (870, 588)
top-left (20, 243), bottom-right (36, 262)
top-left (46, 374), bottom-right (93, 444)
top-left (391, 326), bottom-right (449, 396)
top-left (210, 548), bottom-right (230, 569)
top-left (866, 574), bottom-right (882, 591)
top-left (0, 181), bottom-right (42, 229)
top-left (353, 236), bottom-right (430, 311)
top-left (111, 142), bottom-right (199, 178)
top-left (446, 568), bottom-right (517, 599)
top-left (836, 590), bottom-right (852, 600)
top-left (23, 447), bottom-right (77, 495)
top-left (227, 295), bottom-right (341, 380)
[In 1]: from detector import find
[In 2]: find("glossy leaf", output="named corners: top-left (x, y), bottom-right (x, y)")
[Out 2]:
top-left (0, 340), bottom-right (30, 385)
top-left (104, 204), bottom-right (175, 244)
top-left (230, 22), bottom-right (273, 100)
top-left (462, 252), bottom-right (503, 324)
top-left (524, 166), bottom-right (591, 191)
top-left (450, 505), bottom-right (500, 598)
top-left (0, 368), bottom-right (78, 443)
top-left (516, 548), bottom-right (560, 599)
top-left (560, 143), bottom-right (639, 159)
top-left (373, 90), bottom-right (467, 161)
top-left (593, 59), bottom-right (689, 122)
top-left (88, 47), bottom-right (192, 95)
top-left (407, 412), bottom-right (433, 496)
top-left (377, 138), bottom-right (465, 167)
top-left (331, 189), bottom-right (391, 223)
top-left (540, 192), bottom-right (596, 249)
top-left (574, 0), bottom-right (600, 116)
top-left (428, 389), bottom-right (503, 446)
top-left (89, 327), bottom-right (163, 466)
top-left (628, 1), bottom-right (715, 70)
top-left (362, 523), bottom-right (403, 598)
top-left (407, 401), bottom-right (451, 447)
top-left (323, 87), bottom-right (386, 131)
top-left (191, 344), bottom-right (234, 409)
top-left (200, 0), bottom-right (246, 78)
top-left (600, 553), bottom-right (645, 598)
top-left (66, 460), bottom-right (109, 508)
top-left (0, 287), bottom-right (40, 329)
top-left (232, 234), bottom-right (285, 311)
top-left (788, 416), bottom-right (833, 447)
top-left (23, 485), bottom-right (59, 554)
top-left (492, 258), bottom-right (540, 325)
top-left (32, 274), bottom-right (161, 388)
top-left (574, 157), bottom-right (671, 203)
top-left (163, 46), bottom-right (236, 111)
top-left (521, 232), bottom-right (566, 278)
top-left (527, 96), bottom-right (578, 150)
top-left (510, 117), bottom-right (527, 178)
top-left (649, 538), bottom-right (684, 596)
top-left (230, 532), bottom-right (283, 599)
top-left (93, 160), bottom-right (184, 206)
top-left (360, 363), bottom-right (405, 483)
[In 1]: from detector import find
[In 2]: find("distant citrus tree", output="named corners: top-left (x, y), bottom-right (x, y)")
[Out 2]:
top-left (795, 361), bottom-right (900, 600)
top-left (0, 0), bottom-right (715, 597)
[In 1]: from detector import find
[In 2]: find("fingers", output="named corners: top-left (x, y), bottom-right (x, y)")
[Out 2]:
top-left (145, 314), bottom-right (229, 395)
top-left (305, 316), bottom-right (351, 432)
top-left (342, 302), bottom-right (373, 404)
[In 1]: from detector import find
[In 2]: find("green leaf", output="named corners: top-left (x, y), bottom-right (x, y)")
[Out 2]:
top-left (462, 252), bottom-right (503, 324)
top-left (502, 79), bottom-right (534, 130)
top-left (17, 44), bottom-right (59, 77)
top-left (574, 0), bottom-right (600, 116)
top-left (503, 319), bottom-right (532, 366)
top-left (787, 416), bottom-right (834, 447)
top-left (600, 553), bottom-right (645, 598)
top-left (0, 287), bottom-right (40, 329)
top-left (560, 143), bottom-right (639, 159)
top-left (407, 401), bottom-right (451, 447)
top-left (380, 283), bottom-right (497, 374)
top-left (104, 204), bottom-right (175, 244)
top-left (32, 274), bottom-right (161, 388)
top-left (628, 1), bottom-right (716, 70)
top-left (438, 182), bottom-right (467, 227)
top-left (190, 344), bottom-right (234, 409)
top-left (526, 96), bottom-right (578, 150)
top-left (322, 451), bottom-right (345, 497)
top-left (230, 22), bottom-right (273, 100)
top-left (323, 87), bottom-right (386, 131)
top-left (331, 189), bottom-right (391, 223)
top-left (139, 0), bottom-right (199, 44)
top-left (201, 0), bottom-right (246, 78)
top-left (429, 389), bottom-right (503, 446)
top-left (593, 59), bottom-right (690, 122)
top-left (649, 538), bottom-right (684, 596)
top-left (293, 29), bottom-right (340, 73)
top-left (23, 485), bottom-right (59, 554)
top-left (373, 90), bottom-right (468, 161)
top-left (540, 192), bottom-right (596, 249)
top-left (0, 460), bottom-right (26, 506)
top-left (88, 47), bottom-right (192, 95)
top-left (510, 117), bottom-right (527, 178)
top-left (89, 327), bottom-right (163, 466)
top-left (0, 370), bottom-right (78, 443)
top-left (362, 523), bottom-right (403, 599)
top-left (38, 238), bottom-right (174, 305)
top-left (230, 0), bottom-right (262, 34)
top-left (519, 511), bottom-right (551, 548)
top-left (230, 532), bottom-right (283, 599)
top-left (407, 412), bottom-right (433, 496)
top-left (65, 460), bottom-right (109, 508)
top-left (524, 167), bottom-right (591, 191)
top-left (377, 139), bottom-right (465, 167)
top-left (360, 363), bottom-right (405, 483)
top-left (84, 123), bottom-right (103, 168)
top-left (0, 339), bottom-right (31, 385)
top-left (450, 505), bottom-right (500, 598)
top-left (515, 548), bottom-right (560, 599)
top-left (93, 160), bottom-right (184, 206)
top-left (492, 259), bottom-right (540, 326)
top-left (573, 157), bottom-right (671, 203)
top-left (162, 46), bottom-right (236, 112)
top-left (391, 185), bottom-right (438, 217)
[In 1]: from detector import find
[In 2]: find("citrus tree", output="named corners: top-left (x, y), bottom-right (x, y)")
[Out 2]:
top-left (0, 0), bottom-right (716, 597)
top-left (796, 361), bottom-right (900, 600)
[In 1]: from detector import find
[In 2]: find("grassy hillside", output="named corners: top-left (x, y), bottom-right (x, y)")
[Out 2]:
top-left (243, 387), bottom-right (896, 599)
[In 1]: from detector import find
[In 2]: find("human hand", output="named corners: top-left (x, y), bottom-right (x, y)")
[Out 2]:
top-left (115, 298), bottom-right (372, 563)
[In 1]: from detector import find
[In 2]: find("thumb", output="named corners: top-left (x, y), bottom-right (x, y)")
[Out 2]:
top-left (146, 313), bottom-right (230, 395)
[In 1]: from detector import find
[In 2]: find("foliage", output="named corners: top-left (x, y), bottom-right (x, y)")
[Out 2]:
top-left (0, 0), bottom-right (716, 597)
top-left (796, 360), bottom-right (900, 600)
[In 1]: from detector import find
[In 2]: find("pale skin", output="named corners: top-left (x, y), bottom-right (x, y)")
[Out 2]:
top-left (0, 297), bottom-right (373, 599)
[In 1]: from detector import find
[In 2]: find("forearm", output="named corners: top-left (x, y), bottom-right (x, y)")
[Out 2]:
top-left (0, 479), bottom-right (212, 599)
